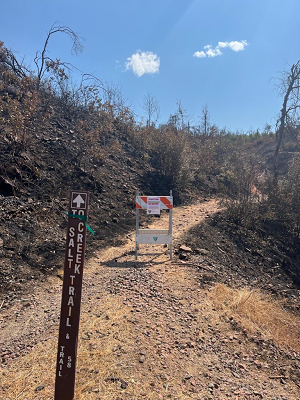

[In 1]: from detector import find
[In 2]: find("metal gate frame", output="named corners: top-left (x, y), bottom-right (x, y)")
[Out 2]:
top-left (135, 190), bottom-right (173, 260)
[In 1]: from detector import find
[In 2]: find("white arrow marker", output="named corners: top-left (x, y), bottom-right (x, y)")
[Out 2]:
top-left (72, 194), bottom-right (85, 208)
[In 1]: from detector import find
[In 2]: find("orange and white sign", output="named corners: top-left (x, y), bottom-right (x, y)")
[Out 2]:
top-left (136, 196), bottom-right (173, 210)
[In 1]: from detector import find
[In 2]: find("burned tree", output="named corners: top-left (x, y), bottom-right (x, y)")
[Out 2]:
top-left (274, 61), bottom-right (300, 176)
top-left (34, 22), bottom-right (84, 88)
top-left (142, 91), bottom-right (160, 127)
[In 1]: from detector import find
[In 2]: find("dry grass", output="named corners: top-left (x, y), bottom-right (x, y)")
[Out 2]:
top-left (0, 286), bottom-right (210, 400)
top-left (209, 283), bottom-right (300, 352)
top-left (2, 280), bottom-right (300, 399)
top-left (1, 294), bottom-right (135, 400)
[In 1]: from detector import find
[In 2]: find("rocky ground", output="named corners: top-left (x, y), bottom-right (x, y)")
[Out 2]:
top-left (1, 199), bottom-right (299, 399)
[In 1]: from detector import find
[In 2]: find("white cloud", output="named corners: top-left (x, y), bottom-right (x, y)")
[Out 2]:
top-left (218, 41), bottom-right (228, 49)
top-left (218, 40), bottom-right (248, 52)
top-left (228, 40), bottom-right (248, 52)
top-left (194, 40), bottom-right (248, 59)
top-left (206, 45), bottom-right (222, 58)
top-left (125, 50), bottom-right (160, 77)
top-left (193, 50), bottom-right (206, 58)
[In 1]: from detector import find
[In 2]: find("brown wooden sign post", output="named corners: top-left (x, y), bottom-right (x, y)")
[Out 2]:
top-left (55, 191), bottom-right (89, 400)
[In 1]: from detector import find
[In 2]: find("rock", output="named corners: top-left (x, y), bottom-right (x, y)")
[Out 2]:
top-left (35, 384), bottom-right (45, 392)
top-left (120, 380), bottom-right (128, 389)
top-left (82, 333), bottom-right (91, 340)
top-left (179, 245), bottom-right (192, 252)
top-left (179, 252), bottom-right (188, 260)
top-left (195, 248), bottom-right (209, 255)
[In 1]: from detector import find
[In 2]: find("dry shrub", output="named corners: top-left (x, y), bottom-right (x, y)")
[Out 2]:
top-left (147, 126), bottom-right (192, 192)
top-left (281, 154), bottom-right (300, 236)
top-left (218, 149), bottom-right (264, 228)
top-left (209, 283), bottom-right (300, 352)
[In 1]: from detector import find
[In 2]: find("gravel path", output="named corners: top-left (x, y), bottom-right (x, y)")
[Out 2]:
top-left (1, 199), bottom-right (299, 399)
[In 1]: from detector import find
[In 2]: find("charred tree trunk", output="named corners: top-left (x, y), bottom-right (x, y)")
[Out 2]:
top-left (274, 61), bottom-right (300, 178)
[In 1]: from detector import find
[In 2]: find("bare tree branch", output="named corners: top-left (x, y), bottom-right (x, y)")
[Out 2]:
top-left (0, 41), bottom-right (30, 78)
top-left (34, 22), bottom-right (84, 87)
top-left (142, 91), bottom-right (160, 127)
top-left (274, 60), bottom-right (300, 177)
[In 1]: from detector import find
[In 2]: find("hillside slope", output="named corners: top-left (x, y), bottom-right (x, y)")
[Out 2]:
top-left (0, 104), bottom-right (157, 305)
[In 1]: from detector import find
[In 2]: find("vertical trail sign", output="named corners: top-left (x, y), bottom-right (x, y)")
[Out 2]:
top-left (55, 191), bottom-right (89, 400)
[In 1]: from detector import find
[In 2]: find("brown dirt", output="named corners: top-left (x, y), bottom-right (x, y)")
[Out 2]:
top-left (1, 199), bottom-right (300, 399)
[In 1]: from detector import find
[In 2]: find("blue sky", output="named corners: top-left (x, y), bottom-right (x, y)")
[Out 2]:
top-left (1, 0), bottom-right (300, 132)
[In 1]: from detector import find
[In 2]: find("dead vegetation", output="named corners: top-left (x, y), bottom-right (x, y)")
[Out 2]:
top-left (209, 283), bottom-right (300, 353)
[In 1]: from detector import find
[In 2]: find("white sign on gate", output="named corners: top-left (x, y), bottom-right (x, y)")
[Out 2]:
top-left (147, 197), bottom-right (161, 215)
top-left (135, 190), bottom-right (173, 260)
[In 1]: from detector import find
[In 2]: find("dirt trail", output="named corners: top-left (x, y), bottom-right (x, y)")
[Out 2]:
top-left (1, 199), bottom-right (299, 399)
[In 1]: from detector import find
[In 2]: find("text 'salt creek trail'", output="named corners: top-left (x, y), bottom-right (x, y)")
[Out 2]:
top-left (1, 199), bottom-right (300, 399)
